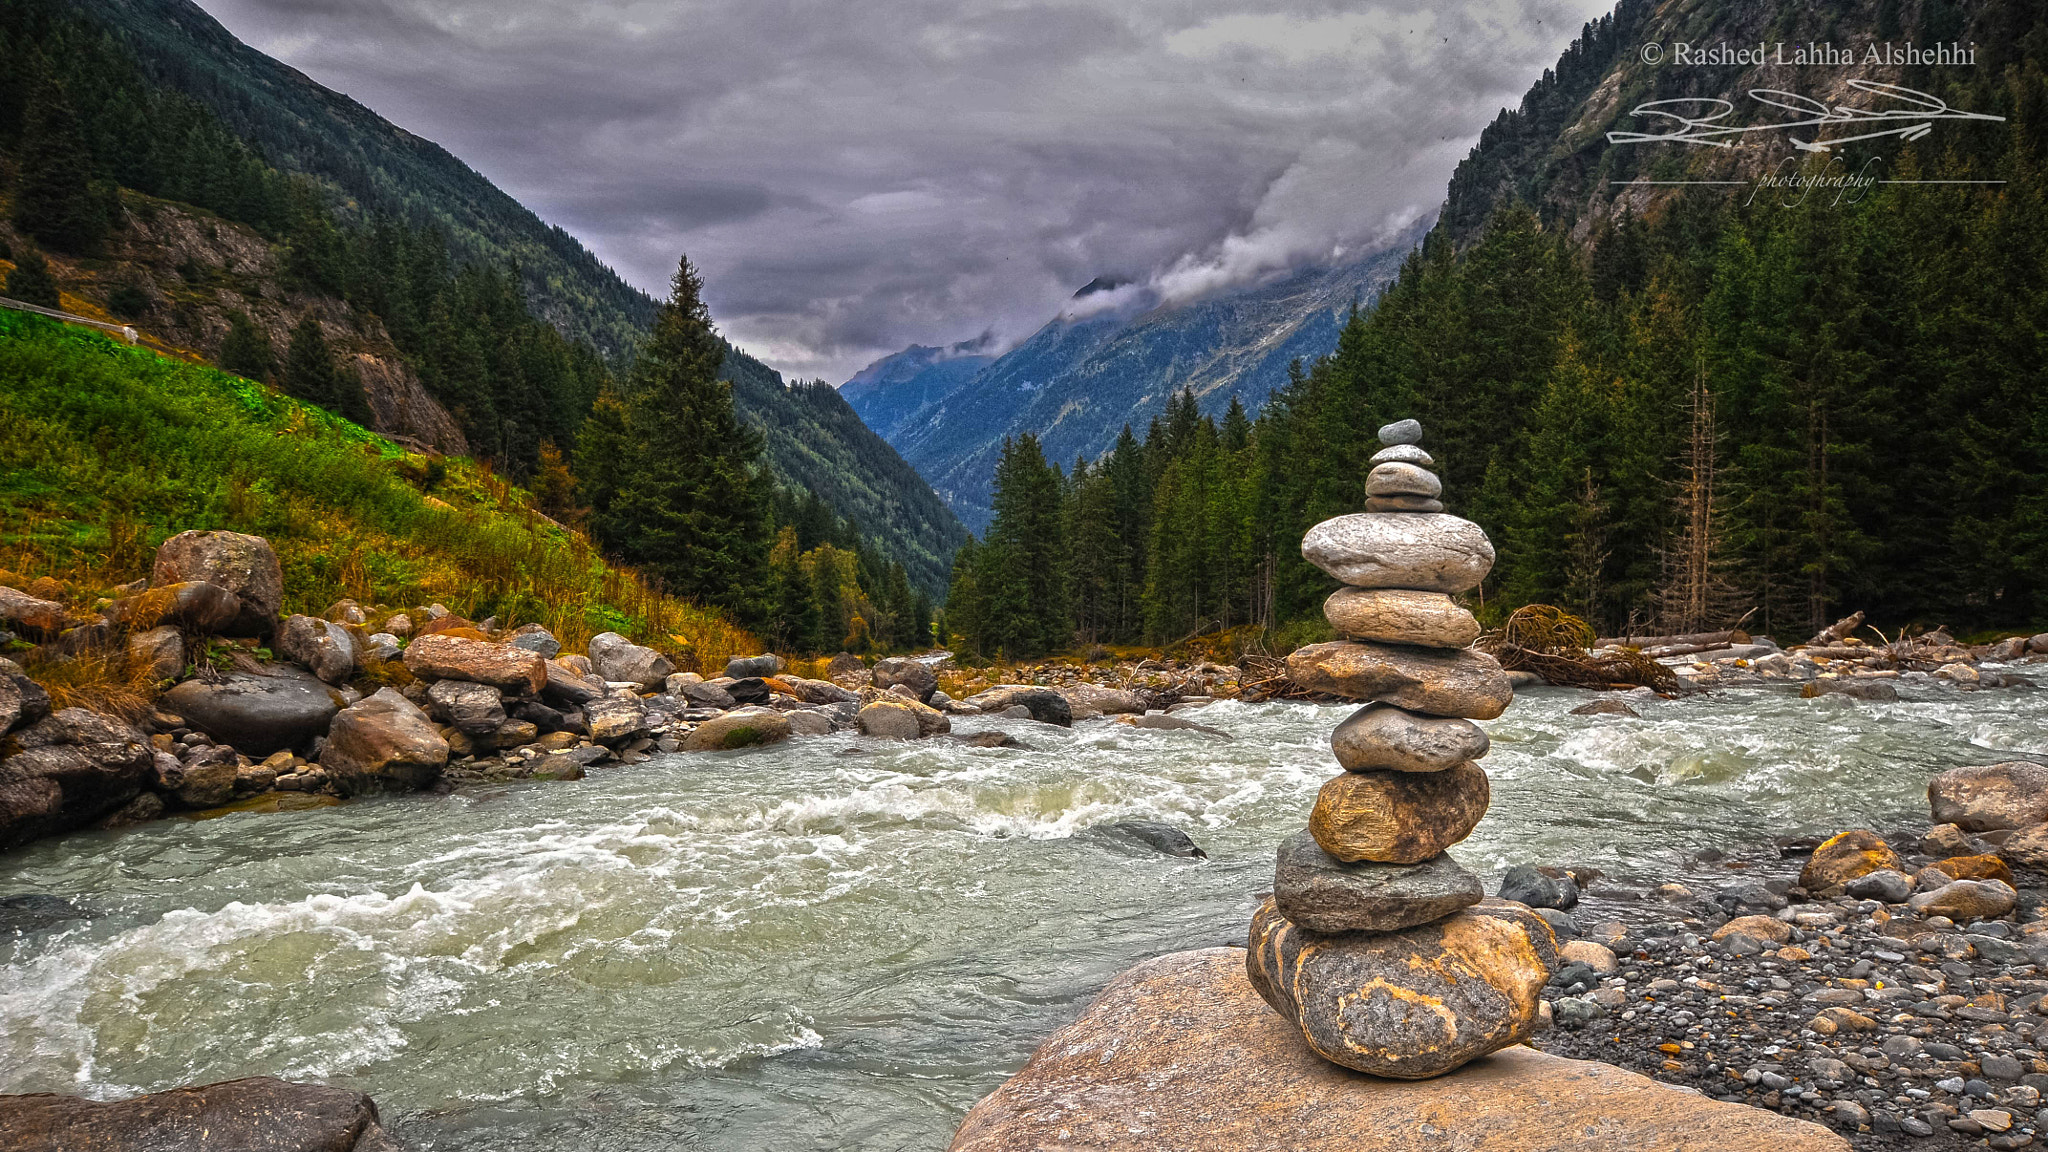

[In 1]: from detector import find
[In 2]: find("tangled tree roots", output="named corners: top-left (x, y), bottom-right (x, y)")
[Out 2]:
top-left (1482, 605), bottom-right (1681, 693)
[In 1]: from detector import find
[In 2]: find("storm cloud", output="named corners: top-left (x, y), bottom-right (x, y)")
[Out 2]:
top-left (194, 0), bottom-right (1612, 382)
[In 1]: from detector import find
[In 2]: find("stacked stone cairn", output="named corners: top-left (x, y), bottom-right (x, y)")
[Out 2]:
top-left (1246, 418), bottom-right (1557, 1080)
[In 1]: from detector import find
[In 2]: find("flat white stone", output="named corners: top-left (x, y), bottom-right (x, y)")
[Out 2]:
top-left (1301, 512), bottom-right (1494, 593)
top-left (1369, 444), bottom-right (1435, 467)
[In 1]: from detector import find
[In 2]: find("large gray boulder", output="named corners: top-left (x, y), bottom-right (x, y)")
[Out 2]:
top-left (587, 632), bottom-right (673, 689)
top-left (278, 615), bottom-right (358, 685)
top-left (0, 1075), bottom-right (402, 1151)
top-left (856, 697), bottom-right (950, 739)
top-left (0, 708), bottom-right (156, 850)
top-left (162, 667), bottom-right (341, 756)
top-left (0, 661), bottom-right (51, 736)
top-left (584, 695), bottom-right (650, 744)
top-left (541, 659), bottom-right (607, 706)
top-left (724, 653), bottom-right (784, 679)
top-left (871, 657), bottom-right (938, 703)
top-left (683, 706), bottom-right (791, 751)
top-left (0, 586), bottom-right (72, 638)
top-left (964, 686), bottom-right (1073, 727)
top-left (150, 530), bottom-right (283, 634)
top-left (319, 688), bottom-right (448, 795)
top-left (425, 680), bottom-right (506, 736)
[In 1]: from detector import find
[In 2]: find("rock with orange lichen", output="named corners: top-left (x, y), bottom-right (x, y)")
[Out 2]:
top-left (1929, 853), bottom-right (2014, 885)
top-left (1307, 763), bottom-right (1490, 864)
top-left (947, 948), bottom-right (1850, 1152)
top-left (1798, 829), bottom-right (1902, 892)
top-left (1245, 897), bottom-right (1556, 1079)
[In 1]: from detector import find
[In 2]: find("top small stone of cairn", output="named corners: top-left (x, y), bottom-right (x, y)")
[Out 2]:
top-left (1377, 418), bottom-right (1423, 447)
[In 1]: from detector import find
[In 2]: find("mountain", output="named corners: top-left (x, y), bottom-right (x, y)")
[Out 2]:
top-left (50, 0), bottom-right (967, 593)
top-left (849, 235), bottom-right (1421, 532)
top-left (839, 341), bottom-right (997, 442)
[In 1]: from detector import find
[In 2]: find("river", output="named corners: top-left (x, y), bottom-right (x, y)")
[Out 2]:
top-left (3, 684), bottom-right (2046, 1148)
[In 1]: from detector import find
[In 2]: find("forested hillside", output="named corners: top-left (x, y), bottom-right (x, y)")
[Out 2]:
top-left (947, 0), bottom-right (2048, 656)
top-left (3, 0), bottom-right (966, 600)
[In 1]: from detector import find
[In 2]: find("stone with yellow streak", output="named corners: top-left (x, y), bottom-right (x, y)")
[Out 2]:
top-left (1245, 897), bottom-right (1555, 1080)
top-left (1798, 829), bottom-right (1902, 892)
top-left (947, 947), bottom-right (1849, 1151)
top-left (1307, 762), bottom-right (1489, 864)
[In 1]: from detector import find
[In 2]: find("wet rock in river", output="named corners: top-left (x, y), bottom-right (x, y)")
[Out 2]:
top-left (856, 697), bottom-right (949, 739)
top-left (0, 1075), bottom-right (401, 1152)
top-left (1329, 703), bottom-right (1488, 773)
top-left (1113, 713), bottom-right (1231, 738)
top-left (1245, 897), bottom-right (1555, 1079)
top-left (1100, 820), bottom-right (1207, 859)
top-left (0, 893), bottom-right (88, 935)
top-left (1497, 864), bottom-right (1579, 910)
top-left (1272, 830), bottom-right (1480, 933)
top-left (1928, 761), bottom-right (2048, 832)
top-left (1307, 763), bottom-right (1489, 864)
top-left (1569, 698), bottom-right (1640, 718)
top-left (963, 686), bottom-right (1072, 727)
top-left (683, 707), bottom-right (791, 752)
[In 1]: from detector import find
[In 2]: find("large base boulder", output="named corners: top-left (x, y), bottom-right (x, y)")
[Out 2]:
top-left (319, 688), bottom-right (448, 795)
top-left (1246, 897), bottom-right (1555, 1079)
top-left (0, 1076), bottom-right (400, 1151)
top-left (162, 668), bottom-right (341, 757)
top-left (947, 948), bottom-right (1848, 1151)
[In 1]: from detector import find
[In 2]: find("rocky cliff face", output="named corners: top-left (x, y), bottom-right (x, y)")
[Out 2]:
top-left (2, 194), bottom-right (467, 456)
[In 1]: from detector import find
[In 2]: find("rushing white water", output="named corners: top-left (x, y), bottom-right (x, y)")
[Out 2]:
top-left (4, 685), bottom-right (2047, 1148)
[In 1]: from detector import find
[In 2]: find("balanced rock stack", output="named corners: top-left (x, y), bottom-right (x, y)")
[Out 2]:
top-left (1247, 418), bottom-right (1556, 1080)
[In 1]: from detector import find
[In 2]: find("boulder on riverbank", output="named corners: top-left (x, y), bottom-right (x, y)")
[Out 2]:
top-left (1928, 762), bottom-right (2048, 832)
top-left (149, 530), bottom-right (283, 636)
top-left (160, 667), bottom-right (341, 757)
top-left (947, 947), bottom-right (1847, 1151)
top-left (0, 1075), bottom-right (401, 1151)
top-left (0, 708), bottom-right (156, 850)
top-left (319, 688), bottom-right (448, 795)
top-left (962, 686), bottom-right (1072, 726)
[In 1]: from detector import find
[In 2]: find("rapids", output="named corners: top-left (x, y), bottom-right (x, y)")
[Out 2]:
top-left (4, 685), bottom-right (2046, 1148)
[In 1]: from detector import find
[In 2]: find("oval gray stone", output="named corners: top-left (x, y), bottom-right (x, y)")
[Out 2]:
top-left (1369, 443), bottom-right (1435, 468)
top-left (1331, 703), bottom-right (1490, 772)
top-left (1274, 829), bottom-right (1481, 933)
top-left (1366, 462), bottom-right (1442, 499)
top-left (1378, 419), bottom-right (1423, 446)
top-left (1301, 513), bottom-right (1494, 593)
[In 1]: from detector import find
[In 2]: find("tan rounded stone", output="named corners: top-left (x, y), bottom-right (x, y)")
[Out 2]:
top-left (1798, 829), bottom-right (1901, 892)
top-left (1330, 703), bottom-right (1489, 773)
top-left (1308, 763), bottom-right (1489, 864)
top-left (1287, 641), bottom-right (1512, 720)
top-left (1999, 823), bottom-right (2048, 870)
top-left (1245, 897), bottom-right (1555, 1080)
top-left (1711, 914), bottom-right (1792, 944)
top-left (1931, 853), bottom-right (2013, 884)
top-left (947, 949), bottom-right (1850, 1152)
top-left (1907, 877), bottom-right (2017, 921)
top-left (1322, 588), bottom-right (1480, 649)
top-left (402, 634), bottom-right (547, 694)
top-left (1928, 761), bottom-right (2048, 832)
top-left (1365, 462), bottom-right (1441, 499)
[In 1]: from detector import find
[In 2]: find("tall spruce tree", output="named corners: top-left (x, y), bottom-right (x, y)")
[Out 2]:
top-left (4, 246), bottom-right (60, 308)
top-left (12, 70), bottom-right (108, 254)
top-left (219, 310), bottom-right (276, 383)
top-left (592, 255), bottom-right (768, 621)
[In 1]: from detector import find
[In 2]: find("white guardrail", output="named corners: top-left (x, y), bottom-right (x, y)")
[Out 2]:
top-left (0, 295), bottom-right (139, 342)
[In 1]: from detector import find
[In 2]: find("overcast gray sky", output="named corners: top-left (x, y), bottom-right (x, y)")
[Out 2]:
top-left (193, 0), bottom-right (1611, 382)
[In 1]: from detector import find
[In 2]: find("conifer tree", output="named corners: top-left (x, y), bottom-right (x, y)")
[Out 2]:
top-left (219, 310), bottom-right (276, 383)
top-left (4, 246), bottom-right (60, 308)
top-left (12, 71), bottom-right (108, 254)
top-left (592, 255), bottom-right (768, 620)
